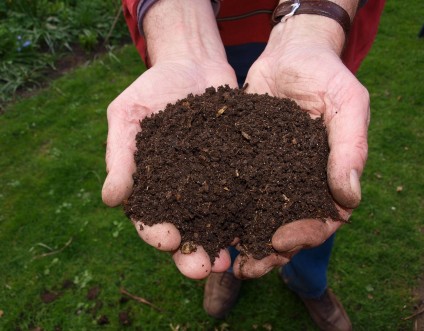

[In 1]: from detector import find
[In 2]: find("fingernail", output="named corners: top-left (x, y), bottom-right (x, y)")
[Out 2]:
top-left (350, 169), bottom-right (362, 204)
top-left (263, 266), bottom-right (275, 275)
top-left (286, 245), bottom-right (302, 253)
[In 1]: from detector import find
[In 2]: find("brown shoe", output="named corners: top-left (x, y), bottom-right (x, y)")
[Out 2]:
top-left (203, 272), bottom-right (242, 319)
top-left (300, 289), bottom-right (352, 331)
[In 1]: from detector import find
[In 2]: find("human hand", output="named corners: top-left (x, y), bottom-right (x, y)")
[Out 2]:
top-left (102, 59), bottom-right (238, 279)
top-left (102, 0), bottom-right (238, 279)
top-left (234, 13), bottom-right (369, 279)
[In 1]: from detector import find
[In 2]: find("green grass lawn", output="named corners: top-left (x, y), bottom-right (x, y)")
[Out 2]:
top-left (1, 1), bottom-right (423, 330)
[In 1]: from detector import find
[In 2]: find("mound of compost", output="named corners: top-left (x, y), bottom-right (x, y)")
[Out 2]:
top-left (124, 86), bottom-right (341, 262)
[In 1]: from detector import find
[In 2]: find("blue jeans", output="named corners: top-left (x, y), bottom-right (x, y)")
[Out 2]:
top-left (225, 43), bottom-right (334, 299)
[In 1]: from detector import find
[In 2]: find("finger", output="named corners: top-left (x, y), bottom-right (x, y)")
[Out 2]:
top-left (326, 82), bottom-right (370, 209)
top-left (102, 169), bottom-right (134, 207)
top-left (233, 253), bottom-right (290, 279)
top-left (210, 249), bottom-right (232, 273)
top-left (101, 100), bottom-right (149, 207)
top-left (136, 220), bottom-right (230, 276)
top-left (272, 219), bottom-right (343, 252)
top-left (172, 246), bottom-right (213, 280)
top-left (133, 221), bottom-right (181, 251)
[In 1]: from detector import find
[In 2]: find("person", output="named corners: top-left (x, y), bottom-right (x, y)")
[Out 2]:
top-left (102, 0), bottom-right (386, 330)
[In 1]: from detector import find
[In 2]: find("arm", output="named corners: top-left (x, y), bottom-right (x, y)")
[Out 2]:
top-left (102, 0), bottom-right (237, 279)
top-left (233, 0), bottom-right (370, 278)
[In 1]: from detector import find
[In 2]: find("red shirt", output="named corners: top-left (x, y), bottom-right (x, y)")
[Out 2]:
top-left (122, 0), bottom-right (385, 74)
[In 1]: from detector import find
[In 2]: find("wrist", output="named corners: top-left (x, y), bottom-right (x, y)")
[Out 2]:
top-left (271, 15), bottom-right (345, 54)
top-left (143, 0), bottom-right (227, 66)
top-left (271, 0), bottom-right (360, 54)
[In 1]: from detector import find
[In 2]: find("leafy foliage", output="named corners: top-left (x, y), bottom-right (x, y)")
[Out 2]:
top-left (0, 0), bottom-right (128, 110)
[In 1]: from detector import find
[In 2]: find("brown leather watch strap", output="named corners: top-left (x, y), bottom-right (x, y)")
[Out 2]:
top-left (272, 0), bottom-right (351, 36)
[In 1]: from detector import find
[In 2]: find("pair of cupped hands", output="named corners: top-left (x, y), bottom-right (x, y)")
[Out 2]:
top-left (101, 40), bottom-right (369, 280)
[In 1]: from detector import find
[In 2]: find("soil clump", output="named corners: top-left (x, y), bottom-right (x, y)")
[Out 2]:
top-left (124, 86), bottom-right (342, 262)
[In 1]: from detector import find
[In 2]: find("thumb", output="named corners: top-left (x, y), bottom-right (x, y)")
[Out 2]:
top-left (102, 164), bottom-right (134, 207)
top-left (101, 102), bottom-right (142, 207)
top-left (326, 85), bottom-right (369, 209)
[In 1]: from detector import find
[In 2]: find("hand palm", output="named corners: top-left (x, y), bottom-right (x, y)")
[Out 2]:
top-left (232, 47), bottom-right (370, 278)
top-left (102, 60), bottom-right (237, 279)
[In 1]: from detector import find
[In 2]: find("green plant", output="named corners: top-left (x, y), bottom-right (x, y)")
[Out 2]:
top-left (0, 26), bottom-right (16, 58)
top-left (0, 0), bottom-right (127, 110)
top-left (78, 29), bottom-right (98, 52)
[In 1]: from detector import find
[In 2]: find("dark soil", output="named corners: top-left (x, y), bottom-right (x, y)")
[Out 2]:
top-left (97, 315), bottom-right (110, 325)
top-left (124, 86), bottom-right (342, 262)
top-left (40, 290), bottom-right (60, 304)
top-left (118, 311), bottom-right (132, 326)
top-left (87, 286), bottom-right (101, 300)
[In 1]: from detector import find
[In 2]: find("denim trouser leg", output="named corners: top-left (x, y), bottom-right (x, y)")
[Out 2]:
top-left (227, 246), bottom-right (240, 273)
top-left (281, 234), bottom-right (335, 299)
